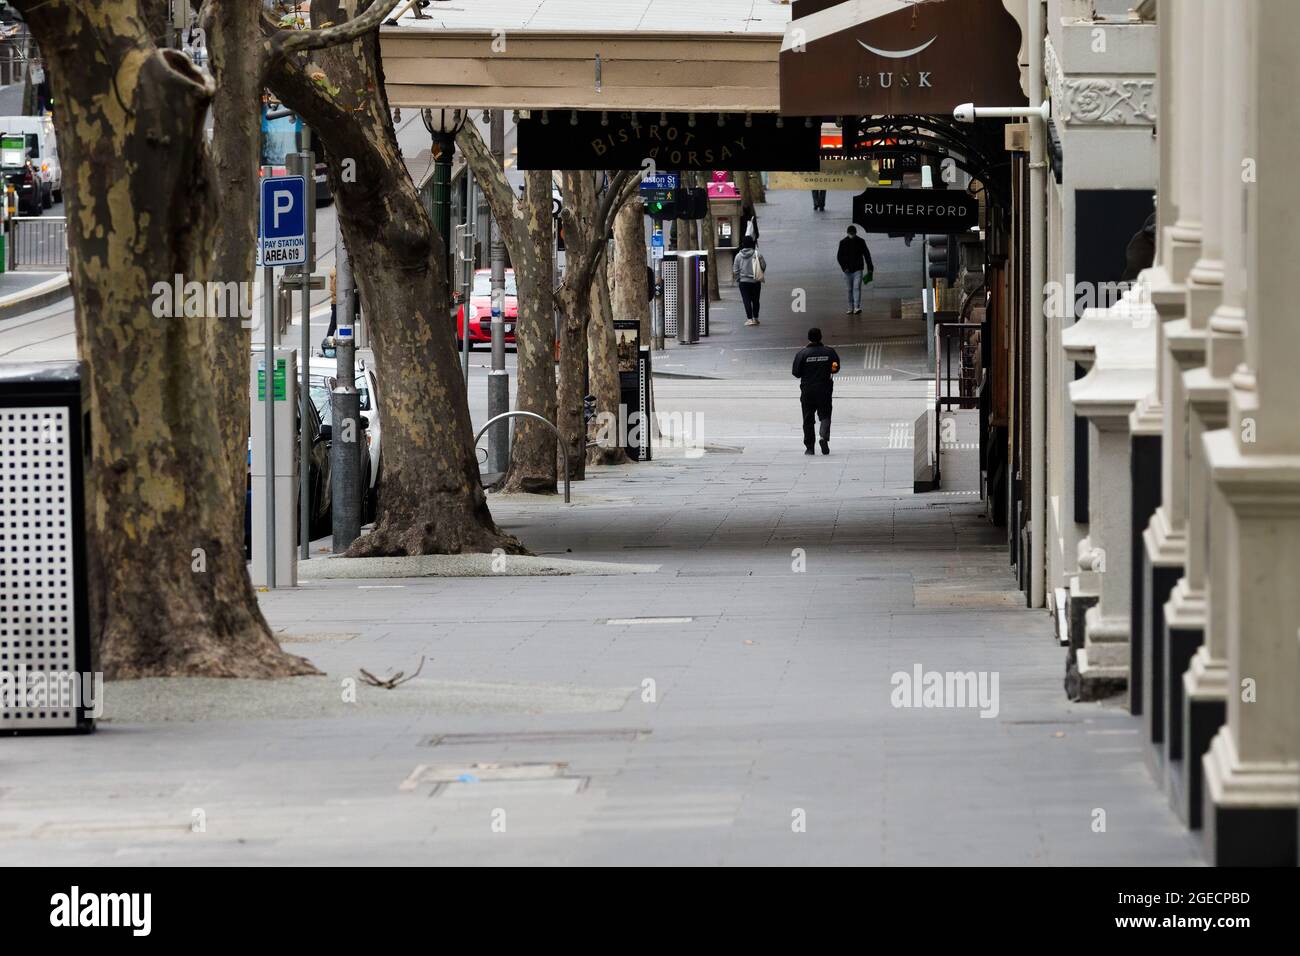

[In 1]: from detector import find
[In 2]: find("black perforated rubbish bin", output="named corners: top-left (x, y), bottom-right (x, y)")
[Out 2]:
top-left (0, 361), bottom-right (95, 734)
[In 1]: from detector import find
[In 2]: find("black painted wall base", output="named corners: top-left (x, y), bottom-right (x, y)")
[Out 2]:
top-left (1179, 695), bottom-right (1225, 829)
top-left (1129, 434), bottom-right (1162, 717)
top-left (1164, 626), bottom-right (1203, 763)
top-left (1063, 591), bottom-right (1099, 701)
top-left (1142, 555), bottom-right (1181, 748)
top-left (1202, 795), bottom-right (1299, 866)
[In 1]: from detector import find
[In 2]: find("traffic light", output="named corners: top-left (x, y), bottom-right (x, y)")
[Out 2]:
top-left (644, 188), bottom-right (679, 222)
top-left (927, 235), bottom-right (958, 282)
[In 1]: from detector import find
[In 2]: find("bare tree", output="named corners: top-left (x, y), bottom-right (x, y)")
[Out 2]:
top-left (455, 126), bottom-right (558, 494)
top-left (612, 198), bottom-right (652, 343)
top-left (696, 172), bottom-right (722, 302)
top-left (263, 2), bottom-right (522, 555)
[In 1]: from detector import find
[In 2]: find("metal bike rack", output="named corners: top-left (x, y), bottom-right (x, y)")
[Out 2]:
top-left (473, 411), bottom-right (572, 503)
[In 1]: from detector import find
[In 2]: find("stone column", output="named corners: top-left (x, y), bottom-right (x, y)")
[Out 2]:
top-left (1067, 308), bottom-right (1157, 699)
top-left (1201, 0), bottom-right (1300, 866)
top-left (1175, 0), bottom-right (1249, 828)
top-left (1165, 0), bottom-right (1202, 281)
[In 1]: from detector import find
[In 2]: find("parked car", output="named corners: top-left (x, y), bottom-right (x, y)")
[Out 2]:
top-left (453, 268), bottom-right (518, 348)
top-left (243, 360), bottom-right (370, 558)
top-left (0, 115), bottom-right (62, 208)
top-left (308, 352), bottom-right (381, 522)
top-left (2, 155), bottom-right (42, 216)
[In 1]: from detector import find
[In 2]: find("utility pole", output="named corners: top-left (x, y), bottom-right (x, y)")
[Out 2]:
top-left (487, 110), bottom-right (510, 475)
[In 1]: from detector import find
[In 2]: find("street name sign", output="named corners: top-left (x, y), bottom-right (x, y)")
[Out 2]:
top-left (258, 175), bottom-right (307, 267)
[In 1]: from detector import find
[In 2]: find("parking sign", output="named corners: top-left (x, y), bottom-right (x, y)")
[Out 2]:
top-left (258, 176), bottom-right (307, 267)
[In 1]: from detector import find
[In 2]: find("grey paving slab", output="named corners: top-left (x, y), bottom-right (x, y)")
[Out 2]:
top-left (0, 189), bottom-right (1201, 866)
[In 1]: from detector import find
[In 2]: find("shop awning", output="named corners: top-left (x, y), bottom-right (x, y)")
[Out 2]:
top-left (379, 0), bottom-right (793, 112)
top-left (780, 0), bottom-right (1028, 116)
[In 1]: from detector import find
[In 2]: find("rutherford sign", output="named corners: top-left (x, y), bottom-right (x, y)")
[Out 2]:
top-left (852, 187), bottom-right (979, 234)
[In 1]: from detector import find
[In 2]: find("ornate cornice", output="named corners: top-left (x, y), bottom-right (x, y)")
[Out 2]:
top-left (1045, 37), bottom-right (1157, 127)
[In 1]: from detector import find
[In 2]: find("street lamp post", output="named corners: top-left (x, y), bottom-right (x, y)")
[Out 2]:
top-left (421, 107), bottom-right (464, 269)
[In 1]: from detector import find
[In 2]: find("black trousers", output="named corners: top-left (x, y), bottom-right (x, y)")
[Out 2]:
top-left (738, 280), bottom-right (762, 319)
top-left (811, 189), bottom-right (826, 210)
top-left (800, 384), bottom-right (833, 448)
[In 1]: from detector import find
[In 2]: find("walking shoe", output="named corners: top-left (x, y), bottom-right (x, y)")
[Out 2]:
top-left (744, 319), bottom-right (757, 326)
top-left (804, 447), bottom-right (815, 455)
top-left (854, 308), bottom-right (862, 315)
top-left (820, 439), bottom-right (830, 455)
top-left (753, 319), bottom-right (760, 325)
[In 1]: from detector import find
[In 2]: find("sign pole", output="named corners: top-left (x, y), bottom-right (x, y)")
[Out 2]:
top-left (261, 168), bottom-right (277, 588)
top-left (288, 148), bottom-right (316, 561)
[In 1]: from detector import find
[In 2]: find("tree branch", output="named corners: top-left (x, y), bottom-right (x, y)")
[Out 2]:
top-left (575, 170), bottom-right (635, 293)
top-left (264, 0), bottom-right (402, 63)
top-left (455, 121), bottom-right (521, 249)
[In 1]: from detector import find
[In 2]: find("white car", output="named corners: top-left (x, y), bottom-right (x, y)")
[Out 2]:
top-left (308, 352), bottom-right (381, 521)
top-left (0, 115), bottom-right (62, 208)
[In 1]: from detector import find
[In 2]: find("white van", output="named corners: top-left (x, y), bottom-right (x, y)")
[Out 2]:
top-left (0, 116), bottom-right (62, 209)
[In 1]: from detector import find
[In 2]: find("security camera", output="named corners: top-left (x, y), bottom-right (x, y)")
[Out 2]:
top-left (953, 101), bottom-right (1051, 123)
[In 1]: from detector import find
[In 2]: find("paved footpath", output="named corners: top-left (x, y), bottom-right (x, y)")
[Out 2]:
top-left (0, 189), bottom-right (1202, 865)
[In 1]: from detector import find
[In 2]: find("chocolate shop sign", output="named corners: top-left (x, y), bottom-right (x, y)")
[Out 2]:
top-left (852, 187), bottom-right (978, 234)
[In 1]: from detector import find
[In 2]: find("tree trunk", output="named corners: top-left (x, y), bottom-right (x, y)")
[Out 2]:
top-left (697, 173), bottom-right (722, 302)
top-left (555, 282), bottom-right (590, 481)
top-left (16, 0), bottom-right (314, 678)
top-left (454, 125), bottom-right (558, 495)
top-left (587, 262), bottom-right (628, 466)
top-left (748, 170), bottom-right (767, 204)
top-left (502, 171), bottom-right (558, 493)
top-left (732, 169), bottom-right (753, 207)
top-left (266, 8), bottom-right (522, 555)
top-left (613, 198), bottom-right (651, 343)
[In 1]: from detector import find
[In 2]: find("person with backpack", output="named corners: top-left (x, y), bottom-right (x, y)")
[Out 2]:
top-left (732, 235), bottom-right (766, 327)
top-left (836, 225), bottom-right (874, 315)
top-left (792, 327), bottom-right (841, 455)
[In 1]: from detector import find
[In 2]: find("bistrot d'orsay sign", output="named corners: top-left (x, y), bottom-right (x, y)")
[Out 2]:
top-left (780, 0), bottom-right (1027, 116)
top-left (517, 112), bottom-right (821, 172)
top-left (852, 187), bottom-right (979, 234)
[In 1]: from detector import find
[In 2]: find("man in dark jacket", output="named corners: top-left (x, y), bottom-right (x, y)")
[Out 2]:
top-left (792, 327), bottom-right (841, 455)
top-left (836, 226), bottom-right (874, 315)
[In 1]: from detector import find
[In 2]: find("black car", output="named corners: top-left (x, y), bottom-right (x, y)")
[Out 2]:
top-left (3, 159), bottom-right (42, 216)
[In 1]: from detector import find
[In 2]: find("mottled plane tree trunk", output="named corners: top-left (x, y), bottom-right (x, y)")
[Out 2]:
top-left (554, 170), bottom-right (637, 480)
top-left (264, 2), bottom-right (521, 555)
top-left (696, 172), bottom-right (721, 302)
top-left (612, 198), bottom-right (651, 343)
top-left (586, 261), bottom-right (627, 466)
top-left (455, 125), bottom-right (558, 494)
top-left (8, 0), bottom-right (349, 677)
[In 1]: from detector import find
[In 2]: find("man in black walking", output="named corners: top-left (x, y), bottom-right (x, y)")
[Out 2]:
top-left (836, 225), bottom-right (874, 315)
top-left (792, 327), bottom-right (841, 455)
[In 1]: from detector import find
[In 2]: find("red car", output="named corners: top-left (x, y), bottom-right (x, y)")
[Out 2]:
top-left (455, 269), bottom-right (518, 347)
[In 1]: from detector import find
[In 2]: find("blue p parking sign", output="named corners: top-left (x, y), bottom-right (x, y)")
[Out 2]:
top-left (258, 175), bottom-right (307, 267)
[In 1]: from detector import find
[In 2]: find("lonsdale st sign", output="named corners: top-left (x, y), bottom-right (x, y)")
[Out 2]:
top-left (780, 0), bottom-right (1026, 116)
top-left (516, 112), bottom-right (821, 172)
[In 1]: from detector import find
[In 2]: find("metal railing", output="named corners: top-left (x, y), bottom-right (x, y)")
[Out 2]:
top-left (473, 411), bottom-right (572, 503)
top-left (7, 216), bottom-right (68, 271)
top-left (932, 321), bottom-right (984, 487)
